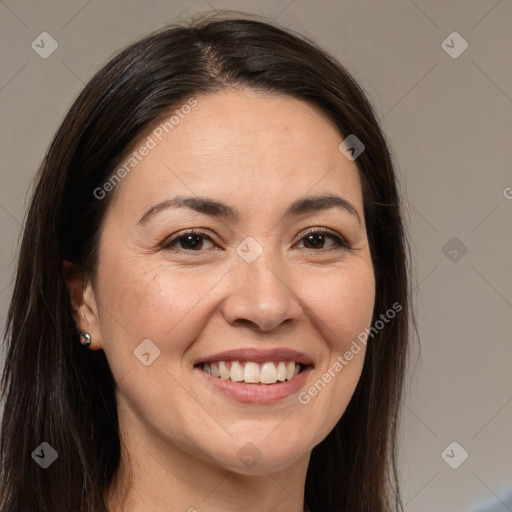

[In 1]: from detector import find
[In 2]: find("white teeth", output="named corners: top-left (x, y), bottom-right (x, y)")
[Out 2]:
top-left (243, 362), bottom-right (260, 383)
top-left (210, 362), bottom-right (220, 378)
top-left (260, 362), bottom-right (278, 384)
top-left (219, 361), bottom-right (230, 380)
top-left (286, 361), bottom-right (295, 380)
top-left (277, 361), bottom-right (287, 381)
top-left (201, 360), bottom-right (304, 384)
top-left (230, 361), bottom-right (244, 382)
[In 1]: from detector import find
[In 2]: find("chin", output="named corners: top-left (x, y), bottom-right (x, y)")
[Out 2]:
top-left (202, 433), bottom-right (314, 476)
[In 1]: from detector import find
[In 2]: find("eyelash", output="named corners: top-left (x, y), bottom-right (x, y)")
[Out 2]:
top-left (161, 227), bottom-right (351, 254)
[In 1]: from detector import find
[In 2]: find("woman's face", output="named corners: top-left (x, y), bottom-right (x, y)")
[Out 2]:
top-left (82, 89), bottom-right (375, 474)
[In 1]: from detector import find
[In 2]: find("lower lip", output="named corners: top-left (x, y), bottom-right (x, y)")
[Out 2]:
top-left (195, 366), bottom-right (313, 404)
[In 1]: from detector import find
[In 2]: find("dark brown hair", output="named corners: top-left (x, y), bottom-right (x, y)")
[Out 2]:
top-left (1, 12), bottom-right (412, 512)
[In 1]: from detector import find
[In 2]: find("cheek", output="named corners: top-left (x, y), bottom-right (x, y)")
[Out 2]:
top-left (96, 256), bottom-right (227, 358)
top-left (307, 261), bottom-right (376, 349)
top-left (294, 260), bottom-right (375, 438)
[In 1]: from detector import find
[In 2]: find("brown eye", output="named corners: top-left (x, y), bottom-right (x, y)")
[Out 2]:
top-left (296, 230), bottom-right (350, 251)
top-left (162, 231), bottom-right (215, 252)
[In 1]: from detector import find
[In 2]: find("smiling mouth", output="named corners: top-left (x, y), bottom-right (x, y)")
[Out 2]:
top-left (196, 360), bottom-right (309, 385)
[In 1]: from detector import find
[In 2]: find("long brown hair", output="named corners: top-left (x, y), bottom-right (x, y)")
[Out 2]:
top-left (1, 13), bottom-right (412, 512)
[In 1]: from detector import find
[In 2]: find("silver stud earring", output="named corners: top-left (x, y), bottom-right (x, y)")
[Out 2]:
top-left (79, 332), bottom-right (91, 347)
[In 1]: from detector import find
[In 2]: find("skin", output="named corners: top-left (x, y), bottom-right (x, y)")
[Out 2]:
top-left (65, 89), bottom-right (375, 512)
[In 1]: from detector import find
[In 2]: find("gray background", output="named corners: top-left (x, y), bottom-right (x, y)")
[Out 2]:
top-left (1, 1), bottom-right (511, 510)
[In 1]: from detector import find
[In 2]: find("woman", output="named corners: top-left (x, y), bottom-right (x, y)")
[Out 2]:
top-left (0, 13), bottom-right (412, 512)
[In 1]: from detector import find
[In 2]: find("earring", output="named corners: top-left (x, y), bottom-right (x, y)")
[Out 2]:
top-left (79, 332), bottom-right (91, 347)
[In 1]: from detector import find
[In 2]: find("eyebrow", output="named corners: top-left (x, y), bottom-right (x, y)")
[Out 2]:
top-left (137, 193), bottom-right (361, 226)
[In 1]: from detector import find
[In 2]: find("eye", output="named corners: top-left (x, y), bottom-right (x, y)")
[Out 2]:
top-left (161, 228), bottom-right (351, 254)
top-left (295, 228), bottom-right (350, 251)
top-left (161, 229), bottom-right (216, 252)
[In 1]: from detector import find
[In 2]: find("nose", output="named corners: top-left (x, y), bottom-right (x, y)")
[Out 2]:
top-left (221, 254), bottom-right (303, 332)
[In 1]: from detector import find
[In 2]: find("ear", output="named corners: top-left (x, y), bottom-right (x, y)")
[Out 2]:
top-left (62, 260), bottom-right (103, 351)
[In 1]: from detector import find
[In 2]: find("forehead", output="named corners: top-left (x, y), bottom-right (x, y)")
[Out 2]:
top-left (107, 89), bottom-right (364, 222)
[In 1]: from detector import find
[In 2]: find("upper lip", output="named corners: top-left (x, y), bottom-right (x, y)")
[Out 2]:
top-left (195, 348), bottom-right (314, 366)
